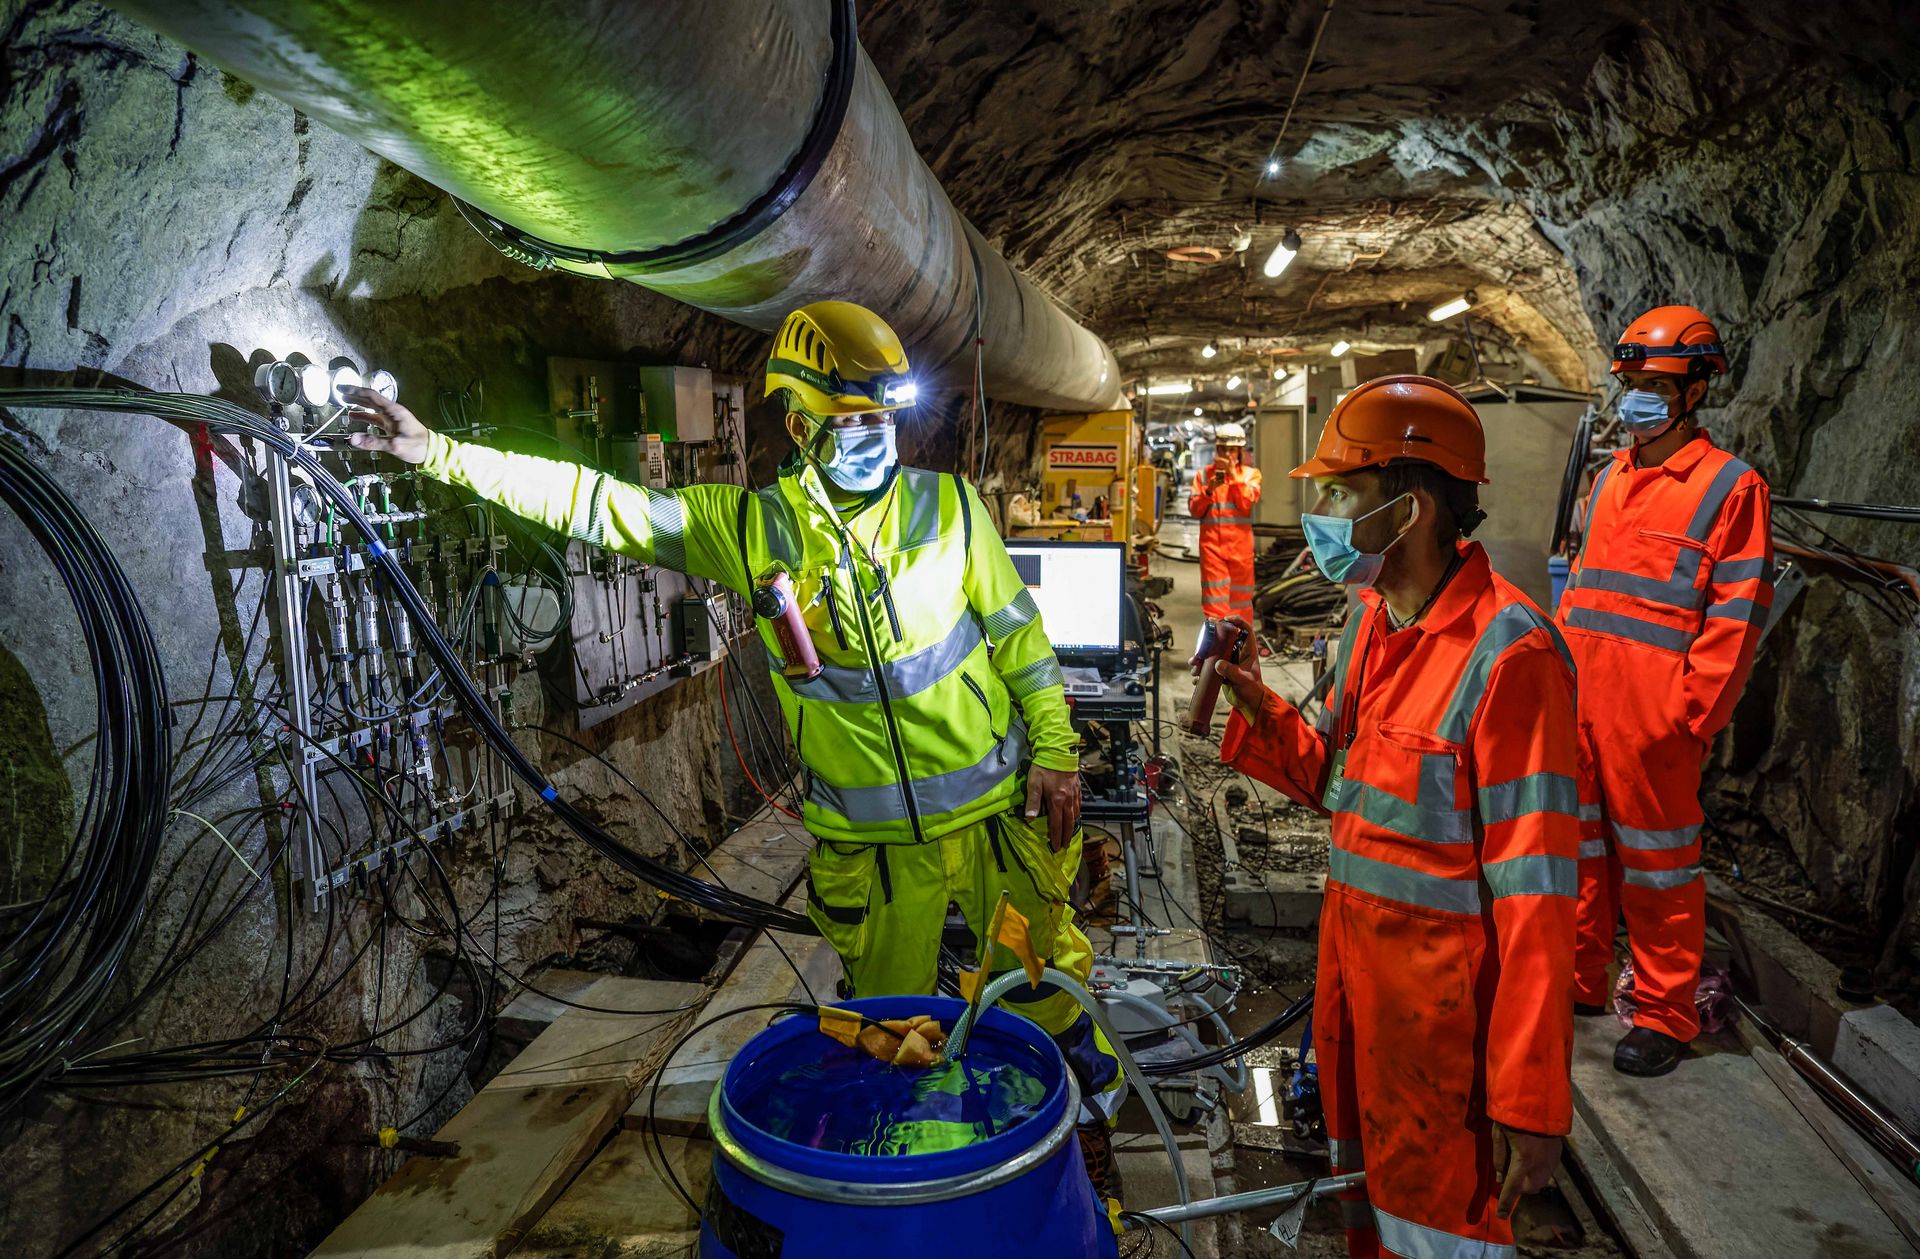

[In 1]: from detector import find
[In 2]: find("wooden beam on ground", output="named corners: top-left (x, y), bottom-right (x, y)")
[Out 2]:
top-left (1568, 1013), bottom-right (1913, 1258)
top-left (514, 1129), bottom-right (713, 1259)
top-left (626, 893), bottom-right (838, 1136)
top-left (677, 815), bottom-right (812, 925)
top-left (308, 976), bottom-right (704, 1259)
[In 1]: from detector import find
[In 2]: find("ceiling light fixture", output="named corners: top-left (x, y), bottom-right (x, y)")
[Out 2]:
top-left (1193, 407), bottom-right (1204, 417)
top-left (1201, 341), bottom-right (1219, 359)
top-left (1264, 158), bottom-right (1282, 177)
top-left (1262, 227), bottom-right (1304, 279)
top-left (1145, 380), bottom-right (1195, 396)
top-left (1330, 340), bottom-right (1351, 357)
top-left (1273, 365), bottom-right (1289, 381)
top-left (1226, 374), bottom-right (1243, 390)
top-left (1427, 292), bottom-right (1475, 322)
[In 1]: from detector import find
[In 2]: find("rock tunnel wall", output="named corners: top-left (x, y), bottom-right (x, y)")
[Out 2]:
top-left (0, 2), bottom-right (1022, 1253)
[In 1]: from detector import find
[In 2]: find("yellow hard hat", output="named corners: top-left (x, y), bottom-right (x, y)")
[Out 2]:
top-left (765, 301), bottom-right (916, 417)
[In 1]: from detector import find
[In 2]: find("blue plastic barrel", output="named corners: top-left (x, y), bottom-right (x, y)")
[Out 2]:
top-left (702, 995), bottom-right (1116, 1259)
top-left (1548, 555), bottom-right (1570, 612)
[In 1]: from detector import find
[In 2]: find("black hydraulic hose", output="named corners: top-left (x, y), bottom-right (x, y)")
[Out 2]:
top-left (0, 386), bottom-right (814, 936)
top-left (0, 437), bottom-right (171, 1118)
top-left (1773, 496), bottom-right (1920, 524)
top-left (1140, 987), bottom-right (1314, 1076)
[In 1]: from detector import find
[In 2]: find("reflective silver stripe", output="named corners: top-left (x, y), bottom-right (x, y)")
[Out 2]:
top-left (810, 722), bottom-right (1026, 823)
top-left (1567, 564), bottom-right (1705, 610)
top-left (1477, 772), bottom-right (1579, 826)
top-left (1341, 1199), bottom-right (1377, 1231)
top-left (645, 491), bottom-right (686, 570)
top-left (1705, 597), bottom-right (1767, 625)
top-left (1334, 758), bottom-right (1469, 845)
top-left (1578, 461), bottom-right (1618, 562)
top-left (1711, 556), bottom-right (1771, 584)
top-left (898, 468), bottom-right (943, 550)
top-left (1202, 514), bottom-right (1254, 526)
top-left (982, 589), bottom-right (1041, 641)
top-left (1373, 1206), bottom-right (1515, 1259)
top-left (1329, 846), bottom-right (1480, 914)
top-left (1687, 455), bottom-right (1755, 540)
top-left (755, 486), bottom-right (801, 568)
top-left (1562, 607), bottom-right (1695, 652)
top-left (1004, 654), bottom-right (1065, 698)
top-left (1579, 802), bottom-right (1602, 823)
top-left (572, 473), bottom-right (610, 545)
top-left (1485, 853), bottom-right (1576, 898)
top-left (1612, 821), bottom-right (1700, 851)
top-left (1623, 863), bottom-right (1702, 890)
top-left (787, 615), bottom-right (984, 705)
top-left (1325, 612), bottom-right (1365, 735)
top-left (1201, 579), bottom-right (1232, 589)
top-left (1439, 603), bottom-right (1558, 743)
top-left (1579, 837), bottom-right (1609, 859)
top-left (1328, 1136), bottom-right (1364, 1168)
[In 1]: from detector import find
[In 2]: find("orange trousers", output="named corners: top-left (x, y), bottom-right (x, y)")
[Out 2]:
top-left (1572, 681), bottom-right (1707, 1042)
top-left (1318, 885), bottom-right (1517, 1258)
top-left (1198, 527), bottom-right (1255, 624)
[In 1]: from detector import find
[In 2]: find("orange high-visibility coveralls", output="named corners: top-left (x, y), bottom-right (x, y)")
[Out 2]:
top-left (1191, 462), bottom-right (1262, 622)
top-left (1558, 434), bottom-right (1772, 1040)
top-left (1223, 543), bottom-right (1578, 1259)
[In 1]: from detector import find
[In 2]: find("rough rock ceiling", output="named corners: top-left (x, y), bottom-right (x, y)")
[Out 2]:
top-left (857, 0), bottom-right (1904, 394)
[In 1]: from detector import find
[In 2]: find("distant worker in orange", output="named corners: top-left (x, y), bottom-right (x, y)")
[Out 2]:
top-left (1191, 420), bottom-right (1262, 630)
top-left (1213, 376), bottom-right (1579, 1258)
top-left (1560, 305), bottom-right (1773, 1077)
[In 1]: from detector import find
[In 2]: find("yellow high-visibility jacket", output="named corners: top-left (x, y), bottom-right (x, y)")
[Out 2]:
top-left (422, 434), bottom-right (1079, 844)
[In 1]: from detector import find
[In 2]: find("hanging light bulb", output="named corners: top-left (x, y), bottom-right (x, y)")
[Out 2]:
top-left (1265, 158), bottom-right (1281, 177)
top-left (1273, 365), bottom-right (1289, 381)
top-left (1201, 341), bottom-right (1219, 359)
top-left (1330, 340), bottom-right (1351, 357)
top-left (1262, 228), bottom-right (1303, 279)
top-left (1226, 374), bottom-right (1243, 390)
top-left (1193, 407), bottom-right (1204, 417)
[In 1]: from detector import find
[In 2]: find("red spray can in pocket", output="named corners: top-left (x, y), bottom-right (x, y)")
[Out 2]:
top-left (753, 569), bottom-right (822, 682)
top-left (1186, 617), bottom-right (1248, 734)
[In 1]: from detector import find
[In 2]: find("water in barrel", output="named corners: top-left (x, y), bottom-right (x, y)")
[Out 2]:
top-left (735, 1039), bottom-right (1048, 1155)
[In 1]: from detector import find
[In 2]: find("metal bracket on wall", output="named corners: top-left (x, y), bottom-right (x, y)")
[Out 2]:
top-left (1759, 559), bottom-right (1807, 648)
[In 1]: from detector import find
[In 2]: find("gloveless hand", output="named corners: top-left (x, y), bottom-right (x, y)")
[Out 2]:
top-left (1024, 765), bottom-right (1082, 852)
top-left (341, 386), bottom-right (433, 465)
top-left (1212, 657), bottom-right (1269, 723)
top-left (1492, 1124), bottom-right (1563, 1219)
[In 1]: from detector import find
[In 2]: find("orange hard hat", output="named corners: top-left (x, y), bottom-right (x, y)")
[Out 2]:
top-left (1610, 305), bottom-right (1727, 377)
top-left (1291, 374), bottom-right (1487, 483)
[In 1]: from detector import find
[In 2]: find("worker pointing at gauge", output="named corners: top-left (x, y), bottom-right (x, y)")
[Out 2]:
top-left (341, 300), bottom-right (1124, 1197)
top-left (1211, 376), bottom-right (1579, 1258)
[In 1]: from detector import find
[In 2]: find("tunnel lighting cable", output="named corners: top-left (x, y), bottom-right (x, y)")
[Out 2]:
top-left (0, 386), bottom-right (815, 937)
top-left (1258, 0), bottom-right (1338, 179)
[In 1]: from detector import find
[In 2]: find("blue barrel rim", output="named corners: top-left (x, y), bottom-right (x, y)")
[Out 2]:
top-left (710, 995), bottom-right (1077, 1195)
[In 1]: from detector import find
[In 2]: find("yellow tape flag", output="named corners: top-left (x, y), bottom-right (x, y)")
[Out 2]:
top-left (993, 900), bottom-right (1045, 990)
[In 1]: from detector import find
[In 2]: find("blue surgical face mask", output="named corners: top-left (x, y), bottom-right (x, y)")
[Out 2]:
top-left (1618, 388), bottom-right (1678, 439)
top-left (1302, 493), bottom-right (1415, 588)
top-left (816, 419), bottom-right (897, 492)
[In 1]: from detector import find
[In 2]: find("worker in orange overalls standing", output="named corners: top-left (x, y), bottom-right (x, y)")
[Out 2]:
top-left (1190, 420), bottom-right (1262, 630)
top-left (1213, 376), bottom-right (1580, 1258)
top-left (1560, 306), bottom-right (1773, 1077)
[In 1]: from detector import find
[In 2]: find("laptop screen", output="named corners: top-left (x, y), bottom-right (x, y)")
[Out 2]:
top-left (1001, 540), bottom-right (1126, 657)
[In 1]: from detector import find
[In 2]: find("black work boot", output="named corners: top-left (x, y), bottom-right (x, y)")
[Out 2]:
top-left (1573, 1001), bottom-right (1609, 1016)
top-left (1076, 1118), bottom-right (1123, 1205)
top-left (1614, 1025), bottom-right (1686, 1077)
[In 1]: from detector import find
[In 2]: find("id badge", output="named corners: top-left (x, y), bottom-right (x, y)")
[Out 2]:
top-left (1321, 749), bottom-right (1348, 811)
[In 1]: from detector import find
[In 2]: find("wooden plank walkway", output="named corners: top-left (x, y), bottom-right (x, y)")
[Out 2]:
top-left (1568, 1012), bottom-right (1916, 1257)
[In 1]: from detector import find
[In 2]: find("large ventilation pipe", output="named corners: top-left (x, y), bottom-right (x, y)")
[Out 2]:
top-left (113, 0), bottom-right (1126, 414)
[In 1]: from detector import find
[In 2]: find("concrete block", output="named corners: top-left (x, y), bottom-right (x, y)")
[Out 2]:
top-left (1224, 870), bottom-right (1325, 929)
top-left (1835, 1003), bottom-right (1920, 1137)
